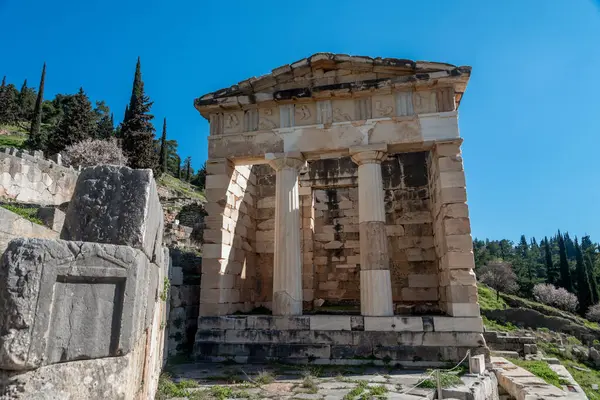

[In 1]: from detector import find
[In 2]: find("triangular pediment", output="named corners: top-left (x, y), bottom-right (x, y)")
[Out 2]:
top-left (195, 53), bottom-right (471, 115)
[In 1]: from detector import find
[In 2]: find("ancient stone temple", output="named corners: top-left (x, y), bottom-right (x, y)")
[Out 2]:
top-left (194, 53), bottom-right (486, 365)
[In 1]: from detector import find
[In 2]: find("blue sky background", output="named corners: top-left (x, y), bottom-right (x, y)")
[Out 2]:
top-left (1, 0), bottom-right (599, 242)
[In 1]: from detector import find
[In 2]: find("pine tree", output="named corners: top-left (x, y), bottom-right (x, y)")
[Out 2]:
top-left (543, 237), bottom-right (557, 284)
top-left (159, 118), bottom-right (168, 174)
top-left (575, 239), bottom-right (593, 314)
top-left (16, 79), bottom-right (36, 122)
top-left (120, 57), bottom-right (157, 171)
top-left (46, 88), bottom-right (95, 155)
top-left (94, 101), bottom-right (114, 139)
top-left (557, 231), bottom-right (574, 292)
top-left (27, 63), bottom-right (46, 150)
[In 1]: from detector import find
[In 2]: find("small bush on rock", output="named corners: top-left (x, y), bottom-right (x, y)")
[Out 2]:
top-left (533, 283), bottom-right (579, 313)
top-left (63, 138), bottom-right (127, 168)
top-left (586, 303), bottom-right (600, 322)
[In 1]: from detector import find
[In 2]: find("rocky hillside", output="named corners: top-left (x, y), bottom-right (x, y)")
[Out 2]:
top-left (480, 284), bottom-right (600, 398)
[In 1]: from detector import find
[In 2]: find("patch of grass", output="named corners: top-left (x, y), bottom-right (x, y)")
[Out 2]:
top-left (1, 204), bottom-right (43, 225)
top-left (0, 123), bottom-right (29, 134)
top-left (564, 361), bottom-right (600, 400)
top-left (482, 316), bottom-right (517, 332)
top-left (477, 284), bottom-right (509, 311)
top-left (156, 373), bottom-right (199, 400)
top-left (343, 380), bottom-right (368, 400)
top-left (508, 358), bottom-right (569, 389)
top-left (301, 375), bottom-right (318, 394)
top-left (418, 370), bottom-right (463, 389)
top-left (254, 370), bottom-right (275, 385)
top-left (0, 134), bottom-right (27, 149)
top-left (367, 384), bottom-right (388, 398)
top-left (158, 173), bottom-right (205, 202)
top-left (210, 385), bottom-right (234, 400)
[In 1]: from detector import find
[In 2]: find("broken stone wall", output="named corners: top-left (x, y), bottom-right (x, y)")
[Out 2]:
top-left (0, 148), bottom-right (78, 206)
top-left (0, 166), bottom-right (168, 400)
top-left (0, 206), bottom-right (58, 255)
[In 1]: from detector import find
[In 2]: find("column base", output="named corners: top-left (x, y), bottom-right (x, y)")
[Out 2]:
top-left (273, 290), bottom-right (302, 316)
top-left (360, 270), bottom-right (393, 316)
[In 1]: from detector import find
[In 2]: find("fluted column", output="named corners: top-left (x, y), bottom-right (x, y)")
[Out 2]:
top-left (350, 145), bottom-right (393, 316)
top-left (266, 152), bottom-right (306, 316)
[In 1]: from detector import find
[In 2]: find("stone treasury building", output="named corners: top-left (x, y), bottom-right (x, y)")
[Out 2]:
top-left (193, 53), bottom-right (486, 365)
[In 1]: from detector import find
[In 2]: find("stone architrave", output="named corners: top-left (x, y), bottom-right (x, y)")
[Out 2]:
top-left (0, 238), bottom-right (154, 371)
top-left (350, 144), bottom-right (393, 316)
top-left (61, 166), bottom-right (164, 265)
top-left (266, 152), bottom-right (306, 316)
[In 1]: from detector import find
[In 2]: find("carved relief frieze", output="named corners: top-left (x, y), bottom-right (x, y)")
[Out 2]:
top-left (223, 111), bottom-right (243, 134)
top-left (258, 107), bottom-right (278, 130)
top-left (331, 99), bottom-right (354, 122)
top-left (354, 98), bottom-right (372, 120)
top-left (372, 95), bottom-right (395, 118)
top-left (316, 100), bottom-right (332, 124)
top-left (294, 103), bottom-right (317, 126)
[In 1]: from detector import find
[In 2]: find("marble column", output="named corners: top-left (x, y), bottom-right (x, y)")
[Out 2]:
top-left (266, 152), bottom-right (306, 316)
top-left (350, 145), bottom-right (394, 316)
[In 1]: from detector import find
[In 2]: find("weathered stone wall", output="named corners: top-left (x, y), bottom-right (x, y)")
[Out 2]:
top-left (0, 148), bottom-right (78, 205)
top-left (201, 160), bottom-right (258, 316)
top-left (428, 142), bottom-right (479, 317)
top-left (0, 207), bottom-right (58, 255)
top-left (0, 166), bottom-right (168, 400)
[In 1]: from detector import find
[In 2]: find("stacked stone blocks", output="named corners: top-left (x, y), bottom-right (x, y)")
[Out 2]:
top-left (428, 142), bottom-right (479, 318)
top-left (195, 315), bottom-right (485, 365)
top-left (202, 159), bottom-right (257, 316)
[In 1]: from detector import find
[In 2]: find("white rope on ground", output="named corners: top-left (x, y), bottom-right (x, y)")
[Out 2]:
top-left (397, 349), bottom-right (471, 395)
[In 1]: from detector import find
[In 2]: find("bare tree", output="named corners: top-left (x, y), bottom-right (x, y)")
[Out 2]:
top-left (478, 261), bottom-right (518, 300)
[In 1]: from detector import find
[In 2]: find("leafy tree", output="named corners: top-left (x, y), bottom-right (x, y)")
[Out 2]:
top-left (557, 231), bottom-right (574, 292)
top-left (64, 138), bottom-right (127, 167)
top-left (46, 88), bottom-right (95, 155)
top-left (120, 57), bottom-right (157, 171)
top-left (478, 261), bottom-right (518, 300)
top-left (27, 63), bottom-right (46, 150)
top-left (94, 101), bottom-right (113, 139)
top-left (575, 239), bottom-right (593, 315)
top-left (190, 162), bottom-right (206, 189)
top-left (41, 93), bottom-right (74, 126)
top-left (159, 118), bottom-right (167, 174)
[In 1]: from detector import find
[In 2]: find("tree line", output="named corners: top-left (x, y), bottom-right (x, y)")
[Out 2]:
top-left (0, 59), bottom-right (205, 186)
top-left (474, 231), bottom-right (600, 316)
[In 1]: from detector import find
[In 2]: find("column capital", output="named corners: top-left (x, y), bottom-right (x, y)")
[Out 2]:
top-left (349, 144), bottom-right (388, 165)
top-left (266, 152), bottom-right (306, 171)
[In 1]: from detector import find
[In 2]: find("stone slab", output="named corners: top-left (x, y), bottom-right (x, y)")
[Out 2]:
top-left (310, 315), bottom-right (351, 331)
top-left (433, 317), bottom-right (483, 332)
top-left (364, 316), bottom-right (424, 332)
top-left (0, 238), bottom-right (150, 370)
top-left (61, 165), bottom-right (164, 264)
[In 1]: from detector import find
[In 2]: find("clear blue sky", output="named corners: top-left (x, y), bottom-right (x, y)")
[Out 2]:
top-left (1, 0), bottom-right (599, 243)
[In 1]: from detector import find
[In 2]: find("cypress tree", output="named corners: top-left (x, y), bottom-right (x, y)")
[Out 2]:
top-left (159, 118), bottom-right (167, 174)
top-left (184, 156), bottom-right (192, 181)
top-left (543, 237), bottom-right (557, 284)
top-left (1, 76), bottom-right (5, 88)
top-left (46, 87), bottom-right (95, 155)
top-left (176, 155), bottom-right (181, 179)
top-left (27, 63), bottom-right (46, 150)
top-left (557, 231), bottom-right (574, 292)
top-left (585, 254), bottom-right (599, 304)
top-left (575, 239), bottom-right (593, 314)
top-left (120, 57), bottom-right (157, 171)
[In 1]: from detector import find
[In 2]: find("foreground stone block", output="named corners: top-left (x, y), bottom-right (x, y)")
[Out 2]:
top-left (0, 238), bottom-right (153, 371)
top-left (61, 166), bottom-right (164, 263)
